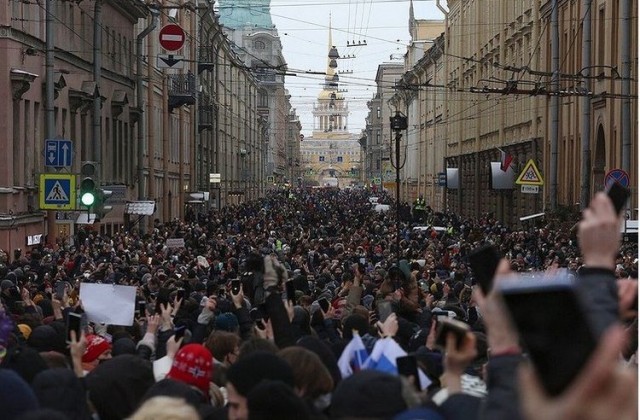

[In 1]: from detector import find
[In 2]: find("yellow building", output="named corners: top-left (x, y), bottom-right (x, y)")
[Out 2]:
top-left (300, 24), bottom-right (362, 188)
top-left (388, 0), bottom-right (636, 225)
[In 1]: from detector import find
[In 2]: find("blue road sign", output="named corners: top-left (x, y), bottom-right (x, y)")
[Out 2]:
top-left (40, 174), bottom-right (76, 210)
top-left (45, 139), bottom-right (73, 167)
top-left (604, 169), bottom-right (630, 189)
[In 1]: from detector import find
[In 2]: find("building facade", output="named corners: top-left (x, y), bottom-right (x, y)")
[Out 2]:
top-left (0, 0), bottom-right (266, 251)
top-left (218, 0), bottom-right (300, 186)
top-left (386, 0), bottom-right (636, 226)
top-left (364, 62), bottom-right (404, 192)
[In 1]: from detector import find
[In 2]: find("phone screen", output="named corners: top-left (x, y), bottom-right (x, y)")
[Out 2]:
top-left (318, 298), bottom-right (330, 313)
top-left (66, 312), bottom-right (83, 343)
top-left (138, 300), bottom-right (147, 315)
top-left (55, 282), bottom-right (66, 300)
top-left (231, 280), bottom-right (242, 295)
top-left (285, 281), bottom-right (296, 302)
top-left (174, 325), bottom-right (187, 340)
top-left (396, 355), bottom-right (420, 390)
top-left (176, 288), bottom-right (185, 301)
top-left (468, 245), bottom-right (501, 295)
top-left (435, 318), bottom-right (470, 350)
top-left (606, 181), bottom-right (631, 215)
top-left (501, 281), bottom-right (597, 397)
top-left (377, 301), bottom-right (393, 323)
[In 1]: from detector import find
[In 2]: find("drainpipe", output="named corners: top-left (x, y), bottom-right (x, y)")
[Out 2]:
top-left (580, 0), bottom-right (591, 208)
top-left (136, 7), bottom-right (159, 202)
top-left (93, 0), bottom-right (103, 165)
top-left (436, 0), bottom-right (454, 212)
top-left (45, 0), bottom-right (56, 245)
top-left (550, 0), bottom-right (559, 210)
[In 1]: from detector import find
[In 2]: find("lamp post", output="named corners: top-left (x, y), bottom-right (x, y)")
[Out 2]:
top-left (390, 111), bottom-right (408, 265)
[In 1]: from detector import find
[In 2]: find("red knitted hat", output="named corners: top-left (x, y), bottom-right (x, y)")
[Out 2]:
top-left (82, 334), bottom-right (112, 363)
top-left (167, 343), bottom-right (213, 395)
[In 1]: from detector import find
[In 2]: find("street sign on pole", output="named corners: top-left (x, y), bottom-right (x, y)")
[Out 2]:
top-left (40, 174), bottom-right (76, 210)
top-left (159, 24), bottom-right (185, 51)
top-left (157, 54), bottom-right (184, 69)
top-left (45, 139), bottom-right (73, 167)
top-left (604, 169), bottom-right (630, 189)
top-left (515, 159), bottom-right (544, 186)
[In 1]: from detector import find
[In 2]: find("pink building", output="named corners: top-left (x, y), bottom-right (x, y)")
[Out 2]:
top-left (0, 1), bottom-right (148, 252)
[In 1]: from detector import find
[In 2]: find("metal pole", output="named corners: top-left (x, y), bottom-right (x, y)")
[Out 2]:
top-left (136, 8), bottom-right (159, 205)
top-left (621, 0), bottom-right (631, 174)
top-left (550, 0), bottom-right (559, 210)
top-left (395, 130), bottom-right (401, 266)
top-left (580, 0), bottom-right (592, 208)
top-left (195, 0), bottom-right (202, 195)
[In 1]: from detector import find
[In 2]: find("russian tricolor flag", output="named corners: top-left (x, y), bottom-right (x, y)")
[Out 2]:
top-left (337, 332), bottom-right (369, 378)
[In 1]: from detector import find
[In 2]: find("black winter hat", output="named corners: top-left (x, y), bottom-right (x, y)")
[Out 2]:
top-left (85, 355), bottom-right (155, 420)
top-left (331, 370), bottom-right (407, 419)
top-left (247, 380), bottom-right (309, 420)
top-left (226, 351), bottom-right (294, 397)
top-left (32, 368), bottom-right (91, 420)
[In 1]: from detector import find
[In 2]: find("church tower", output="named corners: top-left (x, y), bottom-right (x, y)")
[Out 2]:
top-left (312, 18), bottom-right (350, 137)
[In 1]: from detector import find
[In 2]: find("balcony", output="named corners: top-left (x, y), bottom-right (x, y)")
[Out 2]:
top-left (198, 46), bottom-right (214, 74)
top-left (168, 73), bottom-right (196, 113)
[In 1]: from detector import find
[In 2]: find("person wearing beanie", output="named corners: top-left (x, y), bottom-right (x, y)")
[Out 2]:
top-left (82, 334), bottom-right (112, 373)
top-left (226, 351), bottom-right (295, 420)
top-left (0, 368), bottom-right (40, 419)
top-left (247, 380), bottom-right (310, 420)
top-left (31, 368), bottom-right (91, 420)
top-left (215, 312), bottom-right (240, 333)
top-left (85, 355), bottom-right (155, 420)
top-left (331, 370), bottom-right (410, 419)
top-left (166, 343), bottom-right (214, 398)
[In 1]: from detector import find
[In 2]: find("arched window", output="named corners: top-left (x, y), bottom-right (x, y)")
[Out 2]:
top-left (254, 40), bottom-right (266, 50)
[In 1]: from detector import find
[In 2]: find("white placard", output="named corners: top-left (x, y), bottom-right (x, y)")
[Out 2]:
top-left (79, 283), bottom-right (136, 326)
top-left (166, 238), bottom-right (185, 248)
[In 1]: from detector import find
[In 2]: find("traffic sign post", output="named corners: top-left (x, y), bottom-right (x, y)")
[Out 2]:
top-left (157, 54), bottom-right (184, 69)
top-left (40, 174), bottom-right (76, 210)
top-left (159, 24), bottom-right (185, 51)
top-left (604, 169), bottom-right (630, 189)
top-left (45, 139), bottom-right (73, 168)
top-left (515, 159), bottom-right (544, 186)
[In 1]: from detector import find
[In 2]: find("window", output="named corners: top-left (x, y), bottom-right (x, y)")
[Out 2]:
top-left (337, 156), bottom-right (343, 162)
top-left (258, 90), bottom-right (268, 107)
top-left (319, 156), bottom-right (325, 162)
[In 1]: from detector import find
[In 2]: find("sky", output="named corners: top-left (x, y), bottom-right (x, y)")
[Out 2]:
top-left (269, 0), bottom-right (446, 136)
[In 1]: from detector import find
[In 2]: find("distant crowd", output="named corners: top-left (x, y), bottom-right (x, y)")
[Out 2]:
top-left (0, 186), bottom-right (636, 420)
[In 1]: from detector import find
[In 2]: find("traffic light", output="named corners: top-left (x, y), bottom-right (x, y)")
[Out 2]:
top-left (80, 162), bottom-right (98, 208)
top-left (94, 189), bottom-right (113, 221)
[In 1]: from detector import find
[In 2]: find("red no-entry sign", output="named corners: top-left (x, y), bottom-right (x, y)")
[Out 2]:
top-left (159, 24), bottom-right (185, 51)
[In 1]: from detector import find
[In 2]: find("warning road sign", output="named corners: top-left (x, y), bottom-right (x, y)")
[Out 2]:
top-left (40, 174), bottom-right (76, 210)
top-left (515, 159), bottom-right (544, 186)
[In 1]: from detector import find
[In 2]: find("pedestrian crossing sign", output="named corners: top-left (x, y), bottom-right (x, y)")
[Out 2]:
top-left (515, 159), bottom-right (544, 186)
top-left (40, 174), bottom-right (76, 210)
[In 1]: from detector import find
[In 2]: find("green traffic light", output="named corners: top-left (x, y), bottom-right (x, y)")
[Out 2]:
top-left (81, 192), bottom-right (96, 206)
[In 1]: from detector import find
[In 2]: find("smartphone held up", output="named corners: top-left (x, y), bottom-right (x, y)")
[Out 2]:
top-left (499, 275), bottom-right (597, 397)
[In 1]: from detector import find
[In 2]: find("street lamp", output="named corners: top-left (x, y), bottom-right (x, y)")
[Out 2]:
top-left (390, 111), bottom-right (408, 265)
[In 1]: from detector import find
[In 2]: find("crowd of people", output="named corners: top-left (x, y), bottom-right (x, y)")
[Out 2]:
top-left (0, 186), bottom-right (637, 420)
